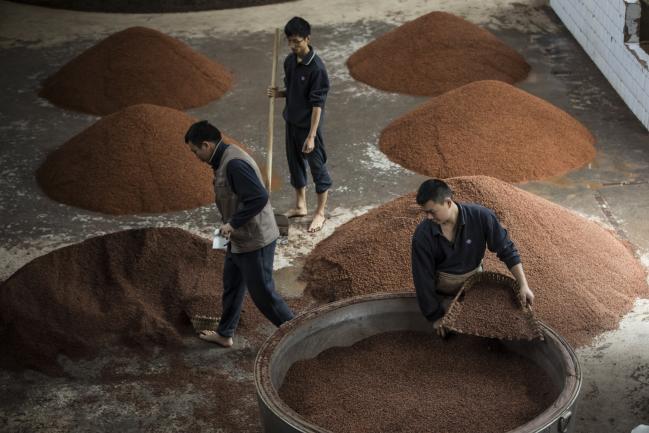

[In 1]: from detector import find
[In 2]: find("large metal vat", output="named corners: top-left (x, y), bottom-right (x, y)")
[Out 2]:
top-left (254, 293), bottom-right (581, 433)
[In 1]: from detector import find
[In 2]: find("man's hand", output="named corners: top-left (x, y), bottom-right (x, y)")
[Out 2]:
top-left (510, 263), bottom-right (534, 307)
top-left (302, 135), bottom-right (315, 153)
top-left (267, 86), bottom-right (284, 98)
top-left (519, 283), bottom-right (535, 307)
top-left (219, 223), bottom-right (234, 240)
top-left (433, 318), bottom-right (447, 339)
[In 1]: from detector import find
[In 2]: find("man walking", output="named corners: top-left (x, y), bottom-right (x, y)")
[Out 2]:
top-left (267, 16), bottom-right (332, 233)
top-left (185, 120), bottom-right (294, 347)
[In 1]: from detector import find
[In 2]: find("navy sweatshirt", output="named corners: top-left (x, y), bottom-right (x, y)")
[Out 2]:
top-left (411, 202), bottom-right (521, 322)
top-left (283, 47), bottom-right (329, 129)
top-left (209, 143), bottom-right (269, 229)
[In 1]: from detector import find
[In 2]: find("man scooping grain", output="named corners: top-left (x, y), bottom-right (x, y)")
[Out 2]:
top-left (411, 179), bottom-right (535, 337)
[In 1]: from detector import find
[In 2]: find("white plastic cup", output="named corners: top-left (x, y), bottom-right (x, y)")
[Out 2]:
top-left (212, 228), bottom-right (229, 250)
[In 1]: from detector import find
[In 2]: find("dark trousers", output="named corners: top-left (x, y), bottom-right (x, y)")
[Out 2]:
top-left (217, 240), bottom-right (294, 338)
top-left (285, 123), bottom-right (332, 194)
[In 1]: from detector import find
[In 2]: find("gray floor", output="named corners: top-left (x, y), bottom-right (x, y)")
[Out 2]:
top-left (0, 1), bottom-right (648, 432)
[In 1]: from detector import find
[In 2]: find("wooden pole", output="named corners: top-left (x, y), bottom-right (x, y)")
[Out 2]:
top-left (266, 28), bottom-right (281, 190)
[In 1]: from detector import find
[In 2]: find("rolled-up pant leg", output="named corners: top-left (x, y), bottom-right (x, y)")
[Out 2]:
top-left (306, 128), bottom-right (332, 194)
top-left (286, 124), bottom-right (332, 193)
top-left (286, 123), bottom-right (308, 190)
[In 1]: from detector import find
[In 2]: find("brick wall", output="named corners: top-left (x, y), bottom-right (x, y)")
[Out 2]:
top-left (550, 0), bottom-right (649, 130)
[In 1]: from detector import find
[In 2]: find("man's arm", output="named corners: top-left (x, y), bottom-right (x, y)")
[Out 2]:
top-left (303, 68), bottom-right (329, 153)
top-left (484, 210), bottom-right (534, 306)
top-left (302, 107), bottom-right (322, 153)
top-left (510, 263), bottom-right (534, 306)
top-left (220, 159), bottom-right (269, 238)
top-left (412, 234), bottom-right (444, 322)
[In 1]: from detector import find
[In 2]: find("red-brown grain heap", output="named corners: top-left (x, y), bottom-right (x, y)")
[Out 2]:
top-left (37, 104), bottom-right (226, 215)
top-left (40, 26), bottom-right (234, 115)
top-left (0, 228), bottom-right (268, 374)
top-left (379, 80), bottom-right (596, 182)
top-left (346, 12), bottom-right (530, 96)
top-left (302, 176), bottom-right (649, 347)
top-left (280, 331), bottom-right (559, 433)
top-left (442, 276), bottom-right (543, 341)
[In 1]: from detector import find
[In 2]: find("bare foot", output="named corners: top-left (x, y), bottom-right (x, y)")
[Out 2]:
top-left (308, 213), bottom-right (326, 233)
top-left (198, 330), bottom-right (233, 347)
top-left (285, 207), bottom-right (308, 218)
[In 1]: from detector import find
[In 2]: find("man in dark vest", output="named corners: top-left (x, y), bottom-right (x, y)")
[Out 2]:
top-left (185, 120), bottom-right (294, 347)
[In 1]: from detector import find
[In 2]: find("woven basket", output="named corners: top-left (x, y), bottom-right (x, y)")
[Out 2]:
top-left (190, 315), bottom-right (220, 333)
top-left (441, 271), bottom-right (543, 341)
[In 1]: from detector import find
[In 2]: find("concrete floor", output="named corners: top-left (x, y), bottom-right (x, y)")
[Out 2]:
top-left (0, 0), bottom-right (648, 432)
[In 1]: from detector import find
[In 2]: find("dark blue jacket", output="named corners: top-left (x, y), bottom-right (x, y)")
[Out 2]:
top-left (411, 202), bottom-right (521, 322)
top-left (283, 47), bottom-right (329, 129)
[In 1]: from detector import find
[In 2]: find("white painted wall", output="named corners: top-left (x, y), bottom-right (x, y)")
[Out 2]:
top-left (550, 0), bottom-right (649, 130)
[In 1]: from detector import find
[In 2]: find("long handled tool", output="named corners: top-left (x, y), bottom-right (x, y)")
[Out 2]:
top-left (267, 28), bottom-right (290, 236)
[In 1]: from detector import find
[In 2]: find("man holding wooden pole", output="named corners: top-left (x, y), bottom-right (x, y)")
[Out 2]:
top-left (267, 16), bottom-right (332, 233)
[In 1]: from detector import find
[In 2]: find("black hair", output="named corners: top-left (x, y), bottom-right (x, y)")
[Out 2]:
top-left (184, 120), bottom-right (222, 146)
top-left (416, 179), bottom-right (453, 205)
top-left (284, 16), bottom-right (311, 38)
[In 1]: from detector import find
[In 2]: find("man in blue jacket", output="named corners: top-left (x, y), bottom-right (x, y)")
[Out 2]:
top-left (267, 16), bottom-right (332, 233)
top-left (411, 179), bottom-right (535, 337)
